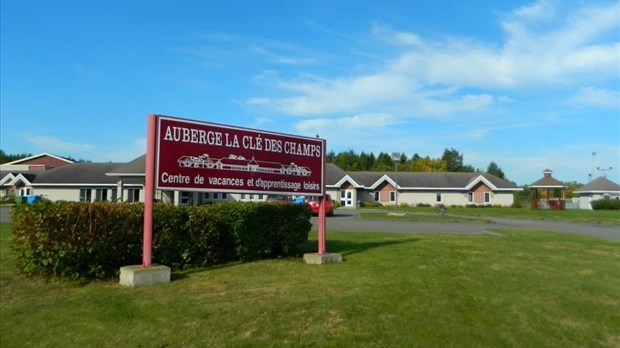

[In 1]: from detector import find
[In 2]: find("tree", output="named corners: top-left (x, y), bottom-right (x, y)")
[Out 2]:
top-left (372, 152), bottom-right (394, 171)
top-left (441, 148), bottom-right (464, 172)
top-left (407, 157), bottom-right (447, 172)
top-left (487, 161), bottom-right (505, 179)
top-left (326, 150), bottom-right (336, 164)
top-left (0, 149), bottom-right (33, 164)
top-left (358, 151), bottom-right (375, 170)
top-left (399, 153), bottom-right (408, 165)
top-left (334, 150), bottom-right (358, 171)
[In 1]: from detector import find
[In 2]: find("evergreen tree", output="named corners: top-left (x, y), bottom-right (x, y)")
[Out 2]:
top-left (487, 161), bottom-right (506, 179)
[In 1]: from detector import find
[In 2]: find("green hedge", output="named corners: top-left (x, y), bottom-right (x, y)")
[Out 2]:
top-left (591, 199), bottom-right (620, 210)
top-left (11, 201), bottom-right (311, 281)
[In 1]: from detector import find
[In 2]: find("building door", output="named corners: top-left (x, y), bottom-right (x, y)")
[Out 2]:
top-left (340, 189), bottom-right (354, 207)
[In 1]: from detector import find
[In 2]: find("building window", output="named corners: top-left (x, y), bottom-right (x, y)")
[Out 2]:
top-left (95, 188), bottom-right (108, 201)
top-left (467, 192), bottom-right (473, 203)
top-left (374, 191), bottom-right (380, 201)
top-left (127, 189), bottom-right (140, 203)
top-left (111, 189), bottom-right (118, 201)
top-left (19, 187), bottom-right (31, 196)
top-left (221, 193), bottom-right (227, 200)
top-left (179, 191), bottom-right (192, 205)
top-left (436, 193), bottom-right (442, 203)
top-left (258, 194), bottom-right (263, 200)
top-left (204, 192), bottom-right (210, 199)
top-left (80, 188), bottom-right (92, 202)
top-left (389, 191), bottom-right (396, 202)
top-left (241, 193), bottom-right (246, 200)
top-left (249, 193), bottom-right (254, 200)
top-left (213, 192), bottom-right (219, 200)
top-left (484, 192), bottom-right (491, 204)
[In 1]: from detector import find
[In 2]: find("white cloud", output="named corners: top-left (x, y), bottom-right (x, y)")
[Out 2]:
top-left (249, 1), bottom-right (619, 118)
top-left (572, 87), bottom-right (620, 108)
top-left (99, 138), bottom-right (146, 162)
top-left (26, 135), bottom-right (95, 153)
top-left (296, 113), bottom-right (396, 132)
top-left (294, 113), bottom-right (397, 144)
top-left (513, 0), bottom-right (556, 21)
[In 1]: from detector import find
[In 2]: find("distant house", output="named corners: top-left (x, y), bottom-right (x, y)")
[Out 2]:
top-left (574, 177), bottom-right (620, 210)
top-left (1, 153), bottom-right (74, 198)
top-left (0, 153), bottom-right (73, 172)
top-left (30, 162), bottom-right (133, 202)
top-left (325, 164), bottom-right (521, 208)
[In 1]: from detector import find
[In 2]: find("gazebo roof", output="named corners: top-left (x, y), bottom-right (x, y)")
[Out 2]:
top-left (530, 169), bottom-right (566, 188)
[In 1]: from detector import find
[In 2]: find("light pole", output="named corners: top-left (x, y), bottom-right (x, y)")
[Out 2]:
top-left (392, 152), bottom-right (401, 212)
top-left (597, 166), bottom-right (613, 178)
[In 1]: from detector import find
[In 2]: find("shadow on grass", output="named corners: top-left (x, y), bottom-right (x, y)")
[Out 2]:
top-left (171, 260), bottom-right (244, 281)
top-left (171, 237), bottom-right (419, 281)
top-left (298, 237), bottom-right (420, 257)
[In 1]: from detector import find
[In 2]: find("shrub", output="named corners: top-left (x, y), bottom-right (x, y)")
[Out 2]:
top-left (591, 199), bottom-right (620, 210)
top-left (11, 201), bottom-right (311, 281)
top-left (360, 201), bottom-right (382, 208)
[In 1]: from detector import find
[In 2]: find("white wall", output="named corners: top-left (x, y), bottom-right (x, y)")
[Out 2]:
top-left (33, 187), bottom-right (120, 202)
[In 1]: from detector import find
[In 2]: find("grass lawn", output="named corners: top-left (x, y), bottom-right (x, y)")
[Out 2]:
top-left (365, 206), bottom-right (620, 224)
top-left (1, 223), bottom-right (619, 347)
top-left (359, 211), bottom-right (494, 223)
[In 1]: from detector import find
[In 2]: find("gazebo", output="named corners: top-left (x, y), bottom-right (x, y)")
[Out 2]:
top-left (530, 169), bottom-right (566, 209)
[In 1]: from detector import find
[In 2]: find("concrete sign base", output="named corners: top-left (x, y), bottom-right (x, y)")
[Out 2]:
top-left (119, 265), bottom-right (171, 287)
top-left (303, 252), bottom-right (343, 265)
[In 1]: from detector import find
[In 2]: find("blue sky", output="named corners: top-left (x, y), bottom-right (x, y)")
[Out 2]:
top-left (1, 0), bottom-right (619, 185)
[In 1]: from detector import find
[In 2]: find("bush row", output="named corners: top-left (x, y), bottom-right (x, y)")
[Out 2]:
top-left (591, 199), bottom-right (620, 210)
top-left (11, 201), bottom-right (311, 281)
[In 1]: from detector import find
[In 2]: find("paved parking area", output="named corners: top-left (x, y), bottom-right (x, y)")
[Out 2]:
top-left (312, 208), bottom-right (620, 241)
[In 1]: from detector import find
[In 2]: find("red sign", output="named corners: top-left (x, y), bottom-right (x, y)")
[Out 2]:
top-left (155, 115), bottom-right (325, 195)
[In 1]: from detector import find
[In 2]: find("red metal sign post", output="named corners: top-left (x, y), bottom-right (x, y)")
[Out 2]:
top-left (142, 115), bottom-right (157, 267)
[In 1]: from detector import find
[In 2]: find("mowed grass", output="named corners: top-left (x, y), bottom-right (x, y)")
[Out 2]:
top-left (1, 223), bottom-right (620, 347)
top-left (367, 206), bottom-right (620, 224)
top-left (358, 212), bottom-right (493, 223)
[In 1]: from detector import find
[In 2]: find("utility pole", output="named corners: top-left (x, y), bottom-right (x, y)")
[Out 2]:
top-left (392, 152), bottom-right (401, 212)
top-left (590, 152), bottom-right (597, 181)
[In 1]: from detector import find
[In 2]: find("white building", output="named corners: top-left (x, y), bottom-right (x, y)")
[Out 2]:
top-left (574, 177), bottom-right (620, 210)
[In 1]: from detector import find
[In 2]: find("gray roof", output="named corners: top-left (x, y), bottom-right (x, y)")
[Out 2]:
top-left (106, 155), bottom-right (146, 176)
top-left (334, 171), bottom-right (519, 190)
top-left (530, 170), bottom-right (565, 188)
top-left (575, 176), bottom-right (620, 193)
top-left (33, 163), bottom-right (124, 185)
top-left (325, 163), bottom-right (347, 184)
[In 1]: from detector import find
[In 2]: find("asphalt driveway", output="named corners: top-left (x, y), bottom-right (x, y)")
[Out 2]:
top-left (312, 208), bottom-right (620, 241)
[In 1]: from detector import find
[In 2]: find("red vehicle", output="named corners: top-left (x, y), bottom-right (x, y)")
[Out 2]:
top-left (307, 194), bottom-right (334, 216)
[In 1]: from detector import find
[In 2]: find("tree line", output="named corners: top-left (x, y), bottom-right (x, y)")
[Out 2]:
top-left (327, 148), bottom-right (507, 180)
